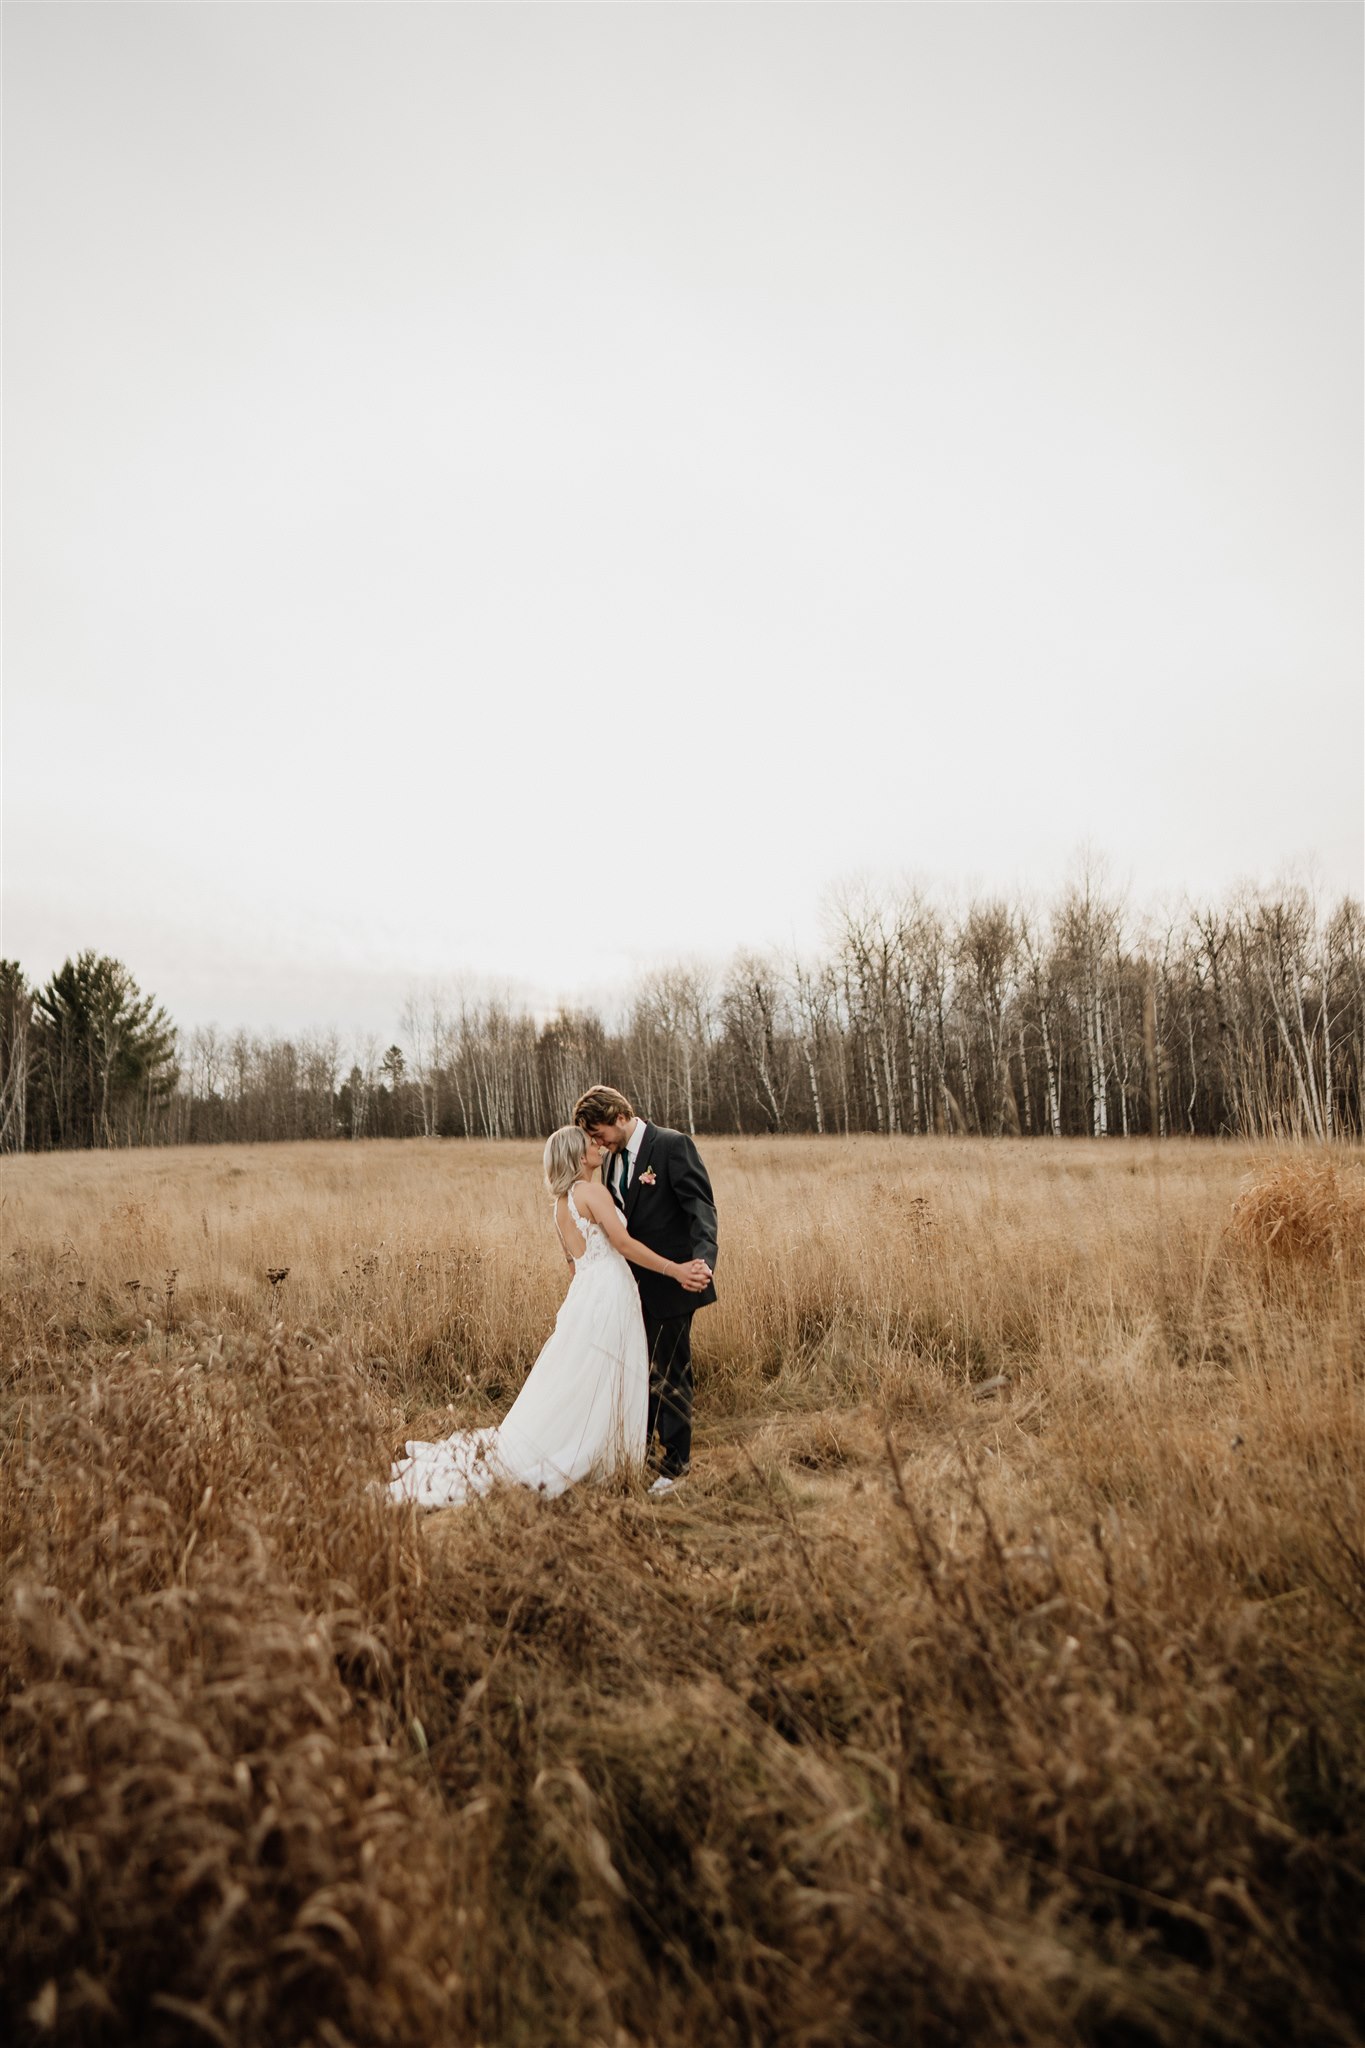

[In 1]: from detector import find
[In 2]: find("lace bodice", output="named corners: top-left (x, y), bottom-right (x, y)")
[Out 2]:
top-left (565, 1187), bottom-right (617, 1269)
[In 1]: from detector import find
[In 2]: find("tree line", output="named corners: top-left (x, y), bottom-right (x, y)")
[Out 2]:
top-left (2, 877), bottom-right (1361, 1152)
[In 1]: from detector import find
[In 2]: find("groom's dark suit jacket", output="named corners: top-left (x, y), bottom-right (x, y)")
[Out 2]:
top-left (613, 1122), bottom-right (718, 1320)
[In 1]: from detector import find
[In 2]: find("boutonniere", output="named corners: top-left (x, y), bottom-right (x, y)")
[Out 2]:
top-left (639, 1167), bottom-right (658, 1186)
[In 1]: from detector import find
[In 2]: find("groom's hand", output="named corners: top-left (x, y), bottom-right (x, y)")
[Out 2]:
top-left (679, 1259), bottom-right (712, 1292)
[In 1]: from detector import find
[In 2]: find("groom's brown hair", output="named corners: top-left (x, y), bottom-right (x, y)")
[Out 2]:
top-left (573, 1085), bottom-right (634, 1128)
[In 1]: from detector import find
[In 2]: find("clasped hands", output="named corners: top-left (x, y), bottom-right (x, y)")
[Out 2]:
top-left (677, 1258), bottom-right (713, 1293)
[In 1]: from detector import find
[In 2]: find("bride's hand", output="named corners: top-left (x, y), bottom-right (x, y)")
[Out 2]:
top-left (676, 1258), bottom-right (712, 1291)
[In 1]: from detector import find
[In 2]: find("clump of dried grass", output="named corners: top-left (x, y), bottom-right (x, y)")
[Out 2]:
top-left (1230, 1156), bottom-right (1365, 1267)
top-left (1, 1331), bottom-right (459, 2046)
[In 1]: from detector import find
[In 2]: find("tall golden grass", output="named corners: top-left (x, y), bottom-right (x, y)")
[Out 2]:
top-left (3, 1136), bottom-right (1363, 2046)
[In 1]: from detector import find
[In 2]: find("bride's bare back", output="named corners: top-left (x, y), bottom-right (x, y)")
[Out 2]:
top-left (554, 1191), bottom-right (587, 1262)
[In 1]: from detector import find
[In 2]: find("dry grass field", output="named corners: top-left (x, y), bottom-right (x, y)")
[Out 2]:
top-left (3, 1135), bottom-right (1364, 2048)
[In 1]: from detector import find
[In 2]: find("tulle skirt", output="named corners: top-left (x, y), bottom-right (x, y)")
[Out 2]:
top-left (387, 1250), bottom-right (648, 1509)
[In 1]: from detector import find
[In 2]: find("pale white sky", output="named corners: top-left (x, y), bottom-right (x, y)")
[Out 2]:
top-left (4, 2), bottom-right (1362, 1036)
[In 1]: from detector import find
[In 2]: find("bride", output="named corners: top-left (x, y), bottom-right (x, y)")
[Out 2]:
top-left (387, 1125), bottom-right (712, 1508)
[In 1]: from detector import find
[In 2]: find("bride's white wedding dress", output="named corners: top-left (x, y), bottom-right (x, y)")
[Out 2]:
top-left (387, 1187), bottom-right (648, 1508)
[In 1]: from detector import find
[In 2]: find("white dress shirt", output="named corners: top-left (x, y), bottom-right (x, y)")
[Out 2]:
top-left (614, 1117), bottom-right (647, 1205)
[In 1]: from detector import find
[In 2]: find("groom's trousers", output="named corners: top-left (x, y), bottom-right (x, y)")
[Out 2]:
top-left (643, 1311), bottom-right (693, 1477)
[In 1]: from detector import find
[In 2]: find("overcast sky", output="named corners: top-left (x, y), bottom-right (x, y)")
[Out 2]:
top-left (4, 2), bottom-right (1362, 1038)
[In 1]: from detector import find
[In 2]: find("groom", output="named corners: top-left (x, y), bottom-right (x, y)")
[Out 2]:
top-left (573, 1085), bottom-right (717, 1497)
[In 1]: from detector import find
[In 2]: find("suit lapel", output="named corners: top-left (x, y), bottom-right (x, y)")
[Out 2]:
top-left (624, 1123), bottom-right (656, 1224)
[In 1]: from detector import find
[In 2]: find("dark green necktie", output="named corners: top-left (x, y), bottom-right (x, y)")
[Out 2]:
top-left (618, 1148), bottom-right (630, 1202)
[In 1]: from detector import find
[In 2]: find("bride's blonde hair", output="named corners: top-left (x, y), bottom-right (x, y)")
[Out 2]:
top-left (543, 1124), bottom-right (588, 1200)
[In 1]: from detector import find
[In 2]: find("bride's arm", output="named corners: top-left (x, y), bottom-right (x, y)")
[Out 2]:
top-left (576, 1183), bottom-right (692, 1281)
